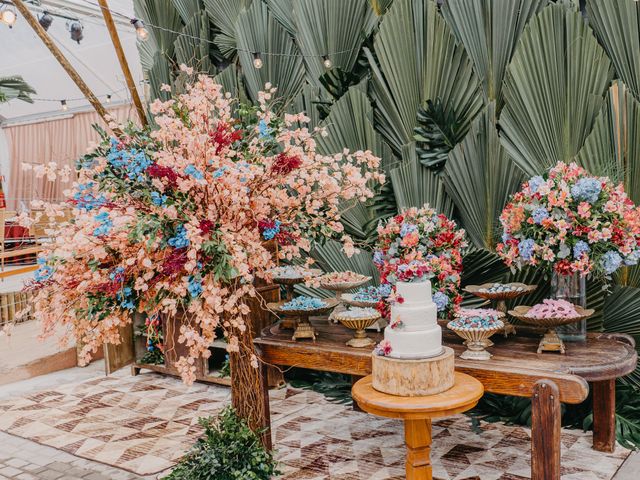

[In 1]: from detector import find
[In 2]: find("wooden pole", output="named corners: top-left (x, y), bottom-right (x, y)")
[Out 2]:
top-left (11, 0), bottom-right (122, 136)
top-left (97, 0), bottom-right (148, 127)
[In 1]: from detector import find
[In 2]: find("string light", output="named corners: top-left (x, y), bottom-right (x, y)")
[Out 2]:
top-left (60, 100), bottom-right (68, 111)
top-left (322, 55), bottom-right (332, 69)
top-left (1, 7), bottom-right (17, 27)
top-left (38, 11), bottom-right (53, 31)
top-left (131, 18), bottom-right (148, 41)
top-left (106, 94), bottom-right (111, 103)
top-left (252, 52), bottom-right (263, 69)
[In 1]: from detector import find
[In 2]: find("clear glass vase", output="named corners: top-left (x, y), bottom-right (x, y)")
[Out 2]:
top-left (551, 271), bottom-right (587, 341)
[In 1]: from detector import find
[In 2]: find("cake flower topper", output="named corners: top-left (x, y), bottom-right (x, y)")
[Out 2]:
top-left (374, 339), bottom-right (393, 356)
top-left (374, 205), bottom-right (467, 318)
top-left (497, 162), bottom-right (640, 282)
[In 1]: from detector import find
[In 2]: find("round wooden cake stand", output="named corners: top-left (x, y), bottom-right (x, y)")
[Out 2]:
top-left (352, 372), bottom-right (484, 480)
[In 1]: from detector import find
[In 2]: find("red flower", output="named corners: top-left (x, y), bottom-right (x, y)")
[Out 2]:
top-left (147, 163), bottom-right (180, 188)
top-left (160, 248), bottom-right (188, 278)
top-left (271, 153), bottom-right (302, 175)
top-left (199, 219), bottom-right (215, 235)
top-left (210, 122), bottom-right (242, 154)
top-left (554, 259), bottom-right (572, 275)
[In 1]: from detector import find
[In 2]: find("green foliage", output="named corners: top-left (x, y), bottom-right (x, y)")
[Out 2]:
top-left (0, 76), bottom-right (35, 104)
top-left (165, 407), bottom-right (280, 480)
top-left (287, 370), bottom-right (353, 405)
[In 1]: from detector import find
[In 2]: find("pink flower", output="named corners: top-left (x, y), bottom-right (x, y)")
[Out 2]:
top-left (577, 202), bottom-right (591, 218)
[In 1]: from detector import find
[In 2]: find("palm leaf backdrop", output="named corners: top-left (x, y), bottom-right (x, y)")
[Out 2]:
top-left (0, 76), bottom-right (35, 104)
top-left (137, 0), bottom-right (640, 443)
top-left (499, 3), bottom-right (614, 176)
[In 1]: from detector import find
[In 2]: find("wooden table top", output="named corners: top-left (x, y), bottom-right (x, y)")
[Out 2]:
top-left (255, 318), bottom-right (637, 404)
top-left (352, 372), bottom-right (484, 420)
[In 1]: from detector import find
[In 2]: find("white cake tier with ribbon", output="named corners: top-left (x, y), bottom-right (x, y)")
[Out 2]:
top-left (385, 280), bottom-right (442, 359)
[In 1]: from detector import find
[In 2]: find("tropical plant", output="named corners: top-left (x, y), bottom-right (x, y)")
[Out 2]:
top-left (165, 407), bottom-right (280, 480)
top-left (0, 76), bottom-right (35, 104)
top-left (134, 0), bottom-right (640, 445)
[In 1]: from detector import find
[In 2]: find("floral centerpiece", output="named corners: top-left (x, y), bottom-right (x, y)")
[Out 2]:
top-left (22, 68), bottom-right (383, 429)
top-left (497, 162), bottom-right (640, 280)
top-left (373, 205), bottom-right (467, 317)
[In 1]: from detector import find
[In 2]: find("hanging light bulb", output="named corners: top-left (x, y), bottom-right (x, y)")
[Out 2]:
top-left (67, 20), bottom-right (84, 44)
top-left (131, 18), bottom-right (148, 41)
top-left (106, 94), bottom-right (112, 103)
top-left (322, 55), bottom-right (332, 69)
top-left (252, 52), bottom-right (263, 69)
top-left (61, 100), bottom-right (68, 111)
top-left (38, 11), bottom-right (53, 31)
top-left (1, 8), bottom-right (17, 28)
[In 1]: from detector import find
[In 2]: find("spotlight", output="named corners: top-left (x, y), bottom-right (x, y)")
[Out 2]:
top-left (322, 55), bottom-right (332, 69)
top-left (106, 94), bottom-right (112, 103)
top-left (67, 20), bottom-right (84, 44)
top-left (131, 18), bottom-right (148, 41)
top-left (1, 8), bottom-right (17, 28)
top-left (61, 100), bottom-right (68, 111)
top-left (252, 52), bottom-right (263, 69)
top-left (38, 11), bottom-right (53, 31)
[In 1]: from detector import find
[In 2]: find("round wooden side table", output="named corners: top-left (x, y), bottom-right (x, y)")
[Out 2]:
top-left (352, 372), bottom-right (484, 480)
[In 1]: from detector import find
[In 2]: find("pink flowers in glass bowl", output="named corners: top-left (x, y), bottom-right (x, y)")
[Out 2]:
top-left (497, 162), bottom-right (640, 281)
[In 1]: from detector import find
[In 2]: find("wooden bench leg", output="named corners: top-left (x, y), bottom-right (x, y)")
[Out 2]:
top-left (404, 418), bottom-right (432, 480)
top-left (592, 379), bottom-right (616, 452)
top-left (531, 379), bottom-right (561, 480)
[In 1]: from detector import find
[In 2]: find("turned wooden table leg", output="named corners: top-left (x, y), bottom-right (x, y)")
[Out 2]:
top-left (592, 379), bottom-right (616, 452)
top-left (404, 418), bottom-right (432, 480)
top-left (531, 379), bottom-right (561, 480)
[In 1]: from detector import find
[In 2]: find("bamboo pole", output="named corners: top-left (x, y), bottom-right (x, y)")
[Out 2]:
top-left (12, 0), bottom-right (122, 136)
top-left (97, 0), bottom-right (148, 127)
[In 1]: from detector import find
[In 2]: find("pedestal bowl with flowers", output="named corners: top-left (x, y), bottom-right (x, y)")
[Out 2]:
top-left (447, 309), bottom-right (504, 360)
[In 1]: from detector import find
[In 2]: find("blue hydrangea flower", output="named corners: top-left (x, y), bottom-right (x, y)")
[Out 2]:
top-left (518, 238), bottom-right (536, 261)
top-left (571, 178), bottom-right (602, 204)
top-left (573, 241), bottom-right (590, 259)
top-left (601, 251), bottom-right (623, 274)
top-left (378, 283), bottom-right (392, 298)
top-left (188, 276), bottom-right (203, 298)
top-left (399, 223), bottom-right (418, 238)
top-left (373, 250), bottom-right (384, 266)
top-left (258, 119), bottom-right (271, 139)
top-left (501, 232), bottom-right (512, 243)
top-left (184, 165), bottom-right (204, 180)
top-left (531, 207), bottom-right (549, 224)
top-left (432, 291), bottom-right (449, 312)
top-left (109, 266), bottom-right (125, 282)
top-left (168, 225), bottom-right (190, 249)
top-left (93, 212), bottom-right (113, 237)
top-left (73, 182), bottom-right (106, 211)
top-left (35, 257), bottom-right (54, 282)
top-left (262, 220), bottom-right (281, 240)
top-left (106, 140), bottom-right (151, 182)
top-left (528, 175), bottom-right (545, 193)
top-left (213, 166), bottom-right (227, 179)
top-left (625, 250), bottom-right (640, 266)
top-left (150, 191), bottom-right (168, 206)
top-left (118, 286), bottom-right (135, 310)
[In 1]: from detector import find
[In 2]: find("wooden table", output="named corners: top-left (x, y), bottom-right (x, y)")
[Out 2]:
top-left (255, 319), bottom-right (637, 480)
top-left (352, 372), bottom-right (483, 480)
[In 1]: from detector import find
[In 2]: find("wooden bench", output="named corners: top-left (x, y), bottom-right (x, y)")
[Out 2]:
top-left (254, 319), bottom-right (637, 480)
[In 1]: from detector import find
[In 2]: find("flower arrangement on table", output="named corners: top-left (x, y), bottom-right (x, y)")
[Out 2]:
top-left (497, 162), bottom-right (640, 281)
top-left (374, 205), bottom-right (467, 318)
top-left (24, 67), bottom-right (383, 386)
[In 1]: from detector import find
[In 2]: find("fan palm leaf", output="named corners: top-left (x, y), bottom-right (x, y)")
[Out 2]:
top-left (148, 52), bottom-right (174, 101)
top-left (444, 103), bottom-right (525, 250)
top-left (499, 3), bottom-right (614, 176)
top-left (0, 76), bottom-right (35, 103)
top-left (389, 142), bottom-right (453, 216)
top-left (369, 0), bottom-right (394, 16)
top-left (235, 1), bottom-right (306, 103)
top-left (576, 81), bottom-right (640, 203)
top-left (173, 0), bottom-right (201, 24)
top-left (265, 0), bottom-right (296, 35)
top-left (287, 83), bottom-right (326, 131)
top-left (311, 239), bottom-right (379, 282)
top-left (174, 12), bottom-right (216, 75)
top-left (441, 0), bottom-right (547, 109)
top-left (587, 0), bottom-right (640, 103)
top-left (213, 65), bottom-right (241, 99)
top-left (203, 0), bottom-right (252, 58)
top-left (365, 0), bottom-right (482, 153)
top-left (134, 0), bottom-right (182, 66)
top-left (603, 286), bottom-right (640, 388)
top-left (292, 0), bottom-right (377, 89)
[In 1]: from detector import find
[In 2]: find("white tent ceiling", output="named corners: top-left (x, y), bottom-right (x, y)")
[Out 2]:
top-left (0, 0), bottom-right (143, 125)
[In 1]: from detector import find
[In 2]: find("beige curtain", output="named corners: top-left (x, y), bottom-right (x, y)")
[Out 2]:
top-left (4, 104), bottom-right (135, 209)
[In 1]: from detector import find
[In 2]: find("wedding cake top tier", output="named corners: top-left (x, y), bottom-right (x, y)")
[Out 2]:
top-left (396, 280), bottom-right (433, 305)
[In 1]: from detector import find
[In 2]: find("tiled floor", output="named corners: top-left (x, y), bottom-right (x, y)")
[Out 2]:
top-left (0, 365), bottom-right (633, 479)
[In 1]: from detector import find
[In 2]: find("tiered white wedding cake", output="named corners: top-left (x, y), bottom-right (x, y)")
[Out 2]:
top-left (384, 280), bottom-right (442, 358)
top-left (372, 280), bottom-right (454, 396)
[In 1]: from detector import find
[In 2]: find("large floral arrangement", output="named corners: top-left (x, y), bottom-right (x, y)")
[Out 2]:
top-left (497, 162), bottom-right (640, 280)
top-left (25, 68), bottom-right (383, 385)
top-left (373, 205), bottom-right (467, 317)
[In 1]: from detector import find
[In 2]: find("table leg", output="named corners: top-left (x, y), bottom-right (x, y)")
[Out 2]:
top-left (404, 418), bottom-right (432, 480)
top-left (592, 379), bottom-right (616, 452)
top-left (531, 379), bottom-right (561, 480)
